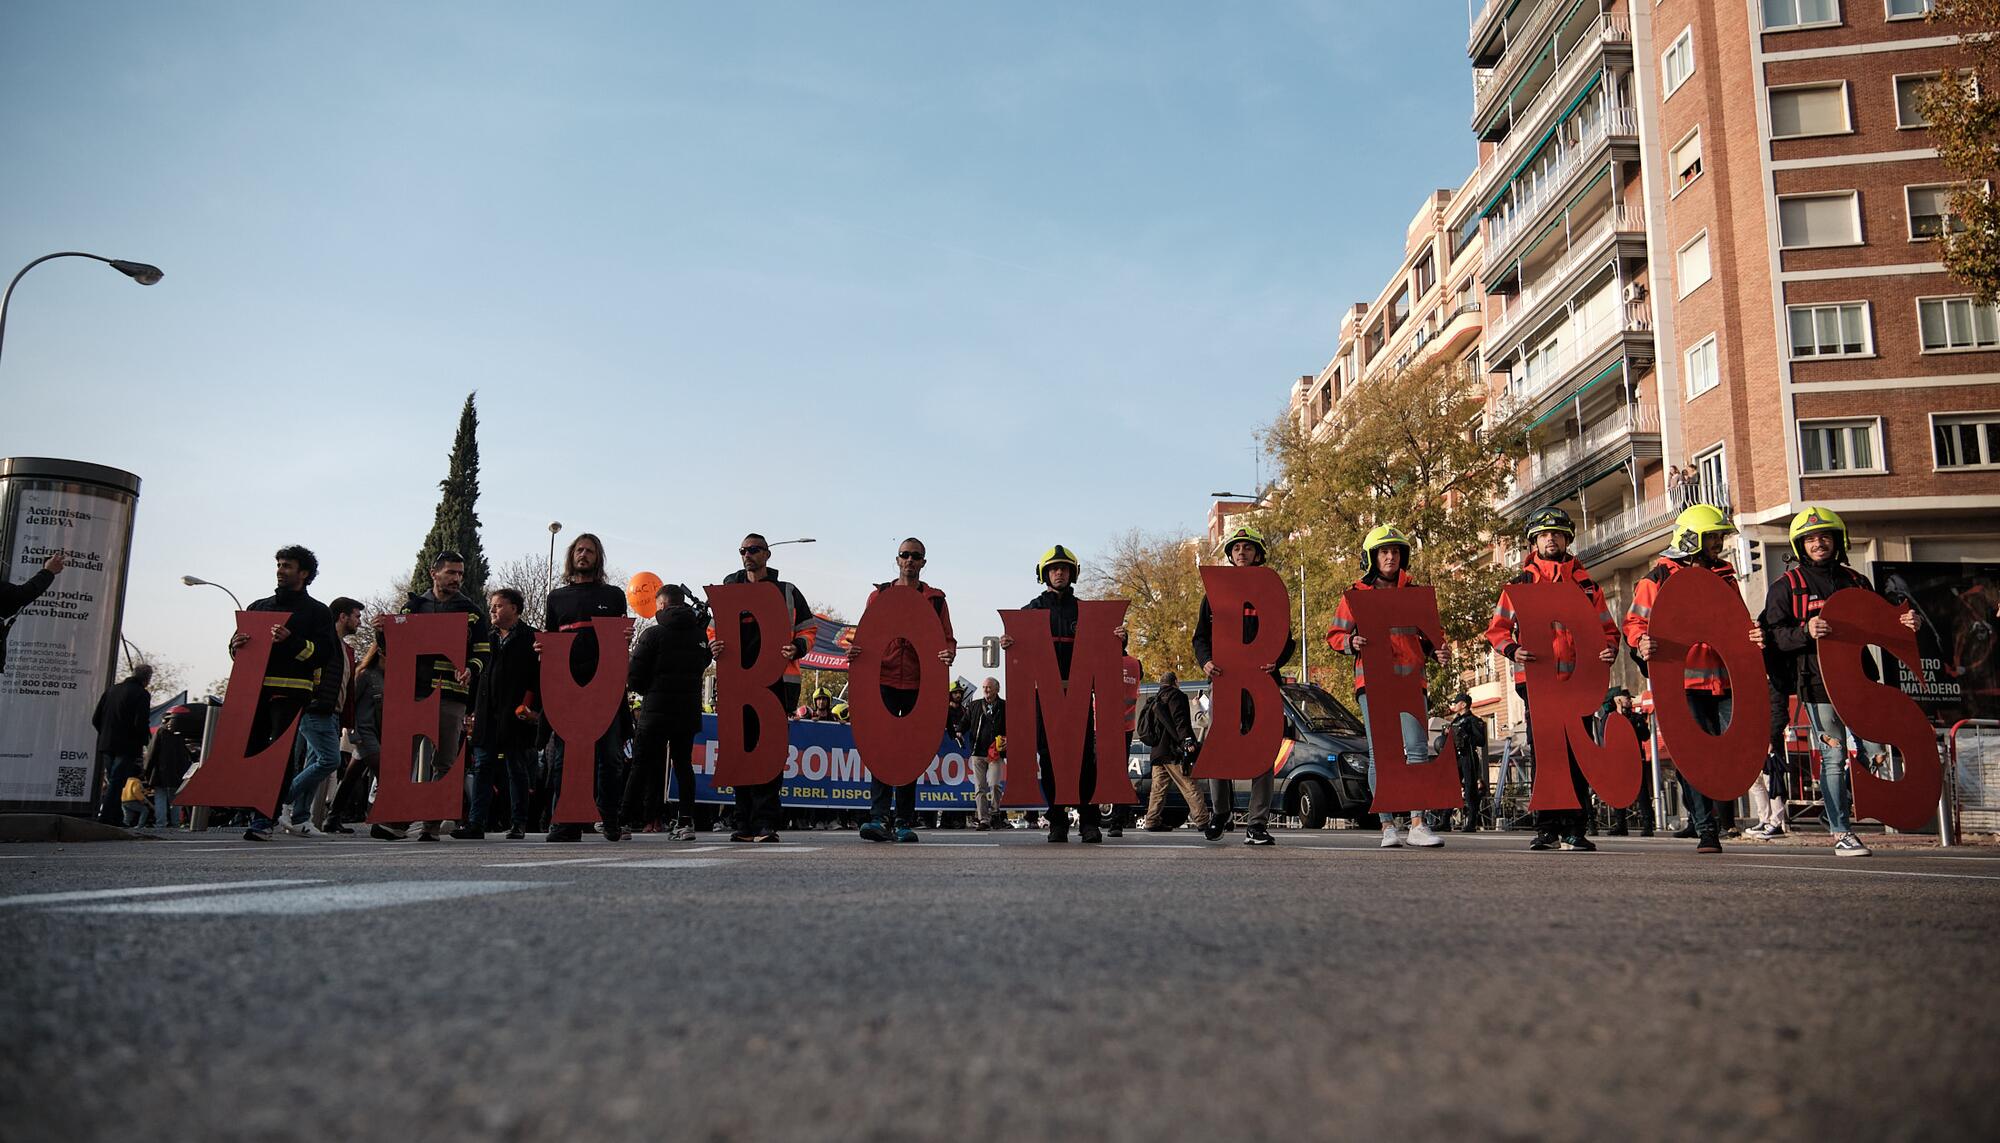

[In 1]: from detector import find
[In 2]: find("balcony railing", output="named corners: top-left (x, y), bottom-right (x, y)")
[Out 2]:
top-left (1576, 494), bottom-right (1678, 560)
top-left (1485, 108), bottom-right (1637, 257)
top-left (1476, 15), bottom-right (1632, 184)
top-left (1500, 301), bottom-right (1650, 412)
top-left (1512, 401), bottom-right (1657, 491)
top-left (1488, 206), bottom-right (1646, 340)
top-left (1468, 0), bottom-right (1509, 55)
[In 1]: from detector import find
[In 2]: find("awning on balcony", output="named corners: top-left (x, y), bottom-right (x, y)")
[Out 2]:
top-left (1523, 453), bottom-right (1634, 517)
top-left (1479, 72), bottom-right (1604, 221)
top-left (1483, 163), bottom-right (1613, 299)
top-left (1524, 356), bottom-right (1624, 431)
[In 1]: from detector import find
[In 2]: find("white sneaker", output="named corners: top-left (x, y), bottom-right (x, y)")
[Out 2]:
top-left (1407, 821), bottom-right (1444, 848)
top-left (280, 817), bottom-right (320, 838)
top-left (1379, 824), bottom-right (1404, 848)
top-left (1833, 832), bottom-right (1872, 857)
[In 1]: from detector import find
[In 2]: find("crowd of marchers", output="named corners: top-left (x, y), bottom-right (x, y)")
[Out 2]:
top-left (66, 499), bottom-right (1915, 858)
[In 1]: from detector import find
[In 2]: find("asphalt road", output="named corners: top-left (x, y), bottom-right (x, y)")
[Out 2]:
top-left (2, 824), bottom-right (1995, 1142)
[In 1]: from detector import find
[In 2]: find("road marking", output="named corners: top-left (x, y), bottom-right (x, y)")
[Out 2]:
top-left (483, 857), bottom-right (639, 868)
top-left (54, 880), bottom-right (554, 915)
top-left (690, 845), bottom-right (821, 853)
top-left (0, 880), bottom-right (321, 907)
top-left (1729, 863), bottom-right (2000, 882)
top-left (605, 858), bottom-right (738, 869)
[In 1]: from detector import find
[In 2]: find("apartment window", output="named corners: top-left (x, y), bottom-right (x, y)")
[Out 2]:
top-left (1677, 230), bottom-right (1712, 297)
top-left (1763, 0), bottom-right (1840, 29)
top-left (1365, 321), bottom-right (1386, 361)
top-left (1695, 446), bottom-right (1728, 506)
top-left (1933, 412), bottom-right (2000, 469)
top-left (1414, 249), bottom-right (1436, 298)
top-left (1895, 72), bottom-right (1975, 128)
top-left (1907, 184), bottom-right (1967, 239)
top-left (1668, 128), bottom-right (1704, 195)
top-left (1918, 296), bottom-right (2000, 351)
top-left (1887, 0), bottom-right (1935, 18)
top-left (1388, 285), bottom-right (1411, 333)
top-left (1788, 302), bottom-right (1872, 358)
top-left (1770, 83), bottom-right (1850, 138)
top-left (1685, 334), bottom-right (1719, 398)
top-left (1663, 29), bottom-right (1695, 98)
top-left (1778, 192), bottom-right (1862, 248)
top-left (1799, 419), bottom-right (1882, 474)
top-left (1455, 277), bottom-right (1476, 313)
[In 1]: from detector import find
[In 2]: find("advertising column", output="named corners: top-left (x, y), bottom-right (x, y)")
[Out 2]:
top-left (0, 458), bottom-right (141, 812)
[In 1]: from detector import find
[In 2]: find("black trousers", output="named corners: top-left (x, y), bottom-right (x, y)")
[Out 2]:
top-left (734, 679), bottom-right (799, 835)
top-left (1518, 684), bottom-right (1591, 836)
top-left (1037, 709), bottom-right (1101, 834)
top-left (1458, 754), bottom-right (1485, 827)
top-left (624, 699), bottom-right (702, 827)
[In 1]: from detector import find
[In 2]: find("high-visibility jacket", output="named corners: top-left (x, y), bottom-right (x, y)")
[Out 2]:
top-left (1485, 554), bottom-right (1618, 684)
top-left (1325, 569), bottom-right (1434, 694)
top-left (1624, 556), bottom-right (1737, 696)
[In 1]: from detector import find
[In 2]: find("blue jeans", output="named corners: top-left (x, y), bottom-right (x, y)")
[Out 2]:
top-left (1804, 700), bottom-right (1887, 835)
top-left (151, 786), bottom-right (175, 829)
top-left (285, 711), bottom-right (343, 825)
top-left (1360, 692), bottom-right (1437, 828)
top-left (469, 743), bottom-right (534, 831)
top-left (1675, 692), bottom-right (1733, 837)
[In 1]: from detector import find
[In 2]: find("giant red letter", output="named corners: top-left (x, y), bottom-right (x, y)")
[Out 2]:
top-left (368, 612), bottom-right (468, 824)
top-left (1647, 564), bottom-right (1768, 802)
top-left (1000, 599), bottom-right (1137, 805)
top-left (709, 581), bottom-right (794, 787)
top-left (1345, 584), bottom-right (1456, 813)
top-left (1512, 581), bottom-right (1642, 810)
top-left (848, 585), bottom-right (951, 785)
top-left (1198, 566), bottom-right (1294, 781)
top-left (1820, 589), bottom-right (1940, 832)
top-left (538, 616), bottom-right (635, 824)
top-left (172, 615), bottom-right (296, 810)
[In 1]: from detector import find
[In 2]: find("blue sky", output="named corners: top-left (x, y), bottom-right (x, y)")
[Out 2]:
top-left (1, 1), bottom-right (1480, 691)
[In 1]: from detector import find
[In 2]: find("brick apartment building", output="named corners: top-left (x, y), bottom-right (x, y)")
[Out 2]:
top-left (1291, 0), bottom-right (1999, 743)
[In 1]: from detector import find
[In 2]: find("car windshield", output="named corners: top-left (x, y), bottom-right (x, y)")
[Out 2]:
top-left (1282, 684), bottom-right (1363, 736)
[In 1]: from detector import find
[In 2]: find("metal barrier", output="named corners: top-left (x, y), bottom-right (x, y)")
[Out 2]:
top-left (1947, 720), bottom-right (2000, 841)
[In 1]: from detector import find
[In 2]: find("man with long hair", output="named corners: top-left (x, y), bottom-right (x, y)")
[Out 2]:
top-left (539, 533), bottom-right (631, 842)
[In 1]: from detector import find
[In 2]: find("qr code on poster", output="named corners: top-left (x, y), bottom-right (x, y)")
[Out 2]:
top-left (54, 766), bottom-right (88, 799)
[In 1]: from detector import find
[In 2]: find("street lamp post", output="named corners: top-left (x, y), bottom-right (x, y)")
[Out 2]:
top-left (180, 575), bottom-right (244, 612)
top-left (546, 522), bottom-right (562, 598)
top-left (767, 537), bottom-right (817, 550)
top-left (0, 252), bottom-right (164, 369)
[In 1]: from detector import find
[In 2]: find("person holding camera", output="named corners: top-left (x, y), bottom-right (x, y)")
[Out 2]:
top-left (1136, 670), bottom-right (1211, 833)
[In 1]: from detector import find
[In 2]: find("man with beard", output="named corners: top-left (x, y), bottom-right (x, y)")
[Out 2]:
top-left (540, 533), bottom-right (631, 842)
top-left (709, 533), bottom-right (815, 843)
top-left (229, 545), bottom-right (340, 842)
top-left (369, 551), bottom-right (491, 842)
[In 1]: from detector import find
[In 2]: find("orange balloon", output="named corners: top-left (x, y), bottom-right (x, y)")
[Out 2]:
top-left (626, 571), bottom-right (663, 619)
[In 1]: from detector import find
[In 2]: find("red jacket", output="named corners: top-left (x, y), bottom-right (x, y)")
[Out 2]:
top-left (1485, 554), bottom-right (1618, 685)
top-left (1326, 570), bottom-right (1434, 694)
top-left (863, 581), bottom-right (955, 690)
top-left (1624, 556), bottom-right (1736, 696)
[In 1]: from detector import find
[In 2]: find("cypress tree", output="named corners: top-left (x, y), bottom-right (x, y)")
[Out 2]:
top-left (410, 393), bottom-right (490, 604)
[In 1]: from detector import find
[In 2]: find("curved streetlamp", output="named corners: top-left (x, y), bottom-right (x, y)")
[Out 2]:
top-left (180, 574), bottom-right (244, 612)
top-left (767, 537), bottom-right (816, 549)
top-left (0, 252), bottom-right (165, 369)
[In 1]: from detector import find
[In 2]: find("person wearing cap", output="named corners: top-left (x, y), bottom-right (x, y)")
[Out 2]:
top-left (1761, 507), bottom-right (1919, 858)
top-left (1327, 525), bottom-right (1449, 849)
top-left (1624, 504), bottom-right (1765, 854)
top-left (1485, 506), bottom-right (1620, 853)
top-left (1444, 692), bottom-right (1487, 831)
top-left (850, 537), bottom-right (957, 845)
top-left (999, 544), bottom-right (1126, 844)
top-left (1193, 525), bottom-right (1297, 847)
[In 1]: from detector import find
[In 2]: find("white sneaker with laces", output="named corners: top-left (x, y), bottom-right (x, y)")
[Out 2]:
top-left (1379, 824), bottom-right (1404, 848)
top-left (280, 817), bottom-right (319, 838)
top-left (1833, 832), bottom-right (1872, 857)
top-left (1407, 821), bottom-right (1444, 848)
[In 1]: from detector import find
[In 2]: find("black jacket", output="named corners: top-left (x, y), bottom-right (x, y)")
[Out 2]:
top-left (964, 696), bottom-right (1006, 757)
top-left (1191, 591), bottom-right (1297, 684)
top-left (243, 587), bottom-right (339, 709)
top-left (629, 603), bottom-right (711, 735)
top-left (91, 676), bottom-right (152, 756)
top-left (1141, 683), bottom-right (1195, 762)
top-left (351, 665), bottom-right (384, 757)
top-left (545, 580), bottom-right (630, 683)
top-left (471, 621), bottom-right (540, 752)
top-left (1448, 711), bottom-right (1488, 766)
top-left (0, 566), bottom-right (56, 674)
top-left (387, 590), bottom-right (491, 706)
top-left (1761, 560), bottom-right (1881, 704)
top-left (143, 712), bottom-right (200, 789)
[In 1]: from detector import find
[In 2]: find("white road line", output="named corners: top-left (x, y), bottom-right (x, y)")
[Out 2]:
top-left (55, 879), bottom-right (554, 916)
top-left (482, 857), bottom-right (638, 868)
top-left (0, 880), bottom-right (321, 907)
top-left (689, 845), bottom-right (822, 853)
top-left (1729, 862), bottom-right (2000, 882)
top-left (604, 858), bottom-right (738, 869)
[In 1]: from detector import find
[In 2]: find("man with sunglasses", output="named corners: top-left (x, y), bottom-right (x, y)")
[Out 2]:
top-left (709, 534), bottom-right (815, 843)
top-left (850, 539), bottom-right (957, 844)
